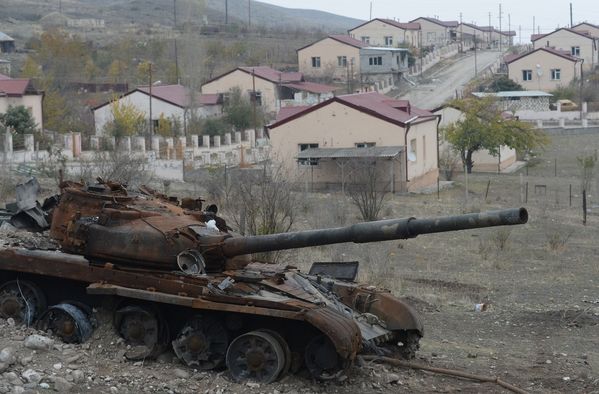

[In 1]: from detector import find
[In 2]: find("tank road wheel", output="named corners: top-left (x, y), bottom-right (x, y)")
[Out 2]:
top-left (172, 315), bottom-right (229, 370)
top-left (38, 303), bottom-right (94, 343)
top-left (0, 279), bottom-right (47, 325)
top-left (257, 329), bottom-right (292, 379)
top-left (226, 330), bottom-right (286, 384)
top-left (304, 335), bottom-right (346, 380)
top-left (114, 305), bottom-right (169, 360)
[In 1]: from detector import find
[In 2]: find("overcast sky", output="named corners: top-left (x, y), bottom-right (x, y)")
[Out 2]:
top-left (258, 0), bottom-right (599, 43)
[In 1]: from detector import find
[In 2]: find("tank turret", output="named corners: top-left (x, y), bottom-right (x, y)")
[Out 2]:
top-left (50, 182), bottom-right (527, 273)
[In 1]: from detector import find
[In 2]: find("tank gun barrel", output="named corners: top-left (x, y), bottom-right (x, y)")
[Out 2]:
top-left (222, 208), bottom-right (527, 257)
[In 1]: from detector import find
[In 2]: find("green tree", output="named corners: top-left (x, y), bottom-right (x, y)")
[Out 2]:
top-left (156, 113), bottom-right (173, 137)
top-left (487, 76), bottom-right (523, 92)
top-left (223, 87), bottom-right (263, 131)
top-left (202, 117), bottom-right (231, 136)
top-left (0, 106), bottom-right (38, 135)
top-left (42, 88), bottom-right (68, 132)
top-left (104, 99), bottom-right (146, 138)
top-left (444, 97), bottom-right (549, 173)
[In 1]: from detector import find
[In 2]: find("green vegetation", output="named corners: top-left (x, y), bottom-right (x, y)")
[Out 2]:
top-left (444, 97), bottom-right (549, 173)
top-left (103, 100), bottom-right (146, 138)
top-left (0, 105), bottom-right (38, 135)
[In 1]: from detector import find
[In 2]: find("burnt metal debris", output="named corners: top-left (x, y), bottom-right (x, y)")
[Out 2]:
top-left (0, 180), bottom-right (529, 383)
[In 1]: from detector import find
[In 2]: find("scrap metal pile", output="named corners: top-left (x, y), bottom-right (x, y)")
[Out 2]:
top-left (0, 178), bottom-right (528, 383)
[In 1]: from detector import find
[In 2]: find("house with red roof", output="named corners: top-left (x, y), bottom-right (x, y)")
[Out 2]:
top-left (297, 35), bottom-right (409, 92)
top-left (201, 66), bottom-right (335, 114)
top-left (409, 17), bottom-right (458, 46)
top-left (267, 92), bottom-right (439, 192)
top-left (92, 84), bottom-right (222, 136)
top-left (531, 28), bottom-right (597, 70)
top-left (571, 22), bottom-right (599, 38)
top-left (0, 74), bottom-right (43, 131)
top-left (504, 47), bottom-right (581, 91)
top-left (457, 23), bottom-right (515, 49)
top-left (348, 18), bottom-right (421, 48)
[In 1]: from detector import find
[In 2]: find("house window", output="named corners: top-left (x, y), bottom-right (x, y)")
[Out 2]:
top-left (298, 143), bottom-right (319, 165)
top-left (361, 36), bottom-right (370, 44)
top-left (571, 46), bottom-right (580, 56)
top-left (369, 56), bottom-right (383, 66)
top-left (248, 90), bottom-right (262, 106)
top-left (311, 57), bottom-right (321, 68)
top-left (522, 69), bottom-right (532, 81)
top-left (337, 56), bottom-right (347, 67)
top-left (551, 69), bottom-right (561, 80)
top-left (355, 142), bottom-right (375, 148)
top-left (384, 36), bottom-right (393, 46)
top-left (427, 32), bottom-right (436, 41)
top-left (408, 138), bottom-right (417, 161)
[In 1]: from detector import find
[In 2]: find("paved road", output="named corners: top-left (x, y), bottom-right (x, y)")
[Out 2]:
top-left (398, 50), bottom-right (503, 110)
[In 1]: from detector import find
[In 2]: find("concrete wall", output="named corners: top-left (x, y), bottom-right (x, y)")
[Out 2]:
top-left (0, 94), bottom-right (44, 131)
top-left (349, 20), bottom-right (419, 48)
top-left (268, 101), bottom-right (438, 190)
top-left (202, 69), bottom-right (279, 113)
top-left (507, 50), bottom-right (579, 91)
top-left (298, 38), bottom-right (361, 81)
top-left (532, 29), bottom-right (597, 70)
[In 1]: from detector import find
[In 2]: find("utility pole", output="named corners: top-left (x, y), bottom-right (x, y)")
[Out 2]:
top-left (251, 68), bottom-right (257, 143)
top-left (369, 1), bottom-right (373, 20)
top-left (459, 12), bottom-right (463, 52)
top-left (148, 63), bottom-right (153, 135)
top-left (488, 12), bottom-right (492, 48)
top-left (474, 31), bottom-right (478, 75)
top-left (173, 0), bottom-right (179, 84)
top-left (519, 25), bottom-right (521, 45)
top-left (248, 0), bottom-right (251, 29)
top-left (59, 0), bottom-right (62, 13)
top-left (533, 16), bottom-right (535, 39)
top-left (508, 14), bottom-right (512, 46)
top-left (225, 0), bottom-right (228, 25)
top-left (498, 3), bottom-right (502, 53)
top-left (570, 3), bottom-right (573, 27)
top-left (419, 30), bottom-right (423, 76)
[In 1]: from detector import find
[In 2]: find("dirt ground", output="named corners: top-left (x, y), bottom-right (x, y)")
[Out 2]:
top-left (1, 133), bottom-right (599, 393)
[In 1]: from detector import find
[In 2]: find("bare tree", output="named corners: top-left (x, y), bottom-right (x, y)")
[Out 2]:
top-left (206, 162), bottom-right (299, 263)
top-left (346, 158), bottom-right (389, 221)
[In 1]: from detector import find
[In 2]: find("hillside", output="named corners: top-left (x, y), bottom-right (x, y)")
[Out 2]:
top-left (0, 0), bottom-right (363, 42)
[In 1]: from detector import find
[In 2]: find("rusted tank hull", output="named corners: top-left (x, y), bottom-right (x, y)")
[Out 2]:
top-left (0, 248), bottom-right (361, 363)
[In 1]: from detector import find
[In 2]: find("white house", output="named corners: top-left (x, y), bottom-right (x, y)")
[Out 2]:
top-left (0, 73), bottom-right (44, 131)
top-left (93, 84), bottom-right (222, 136)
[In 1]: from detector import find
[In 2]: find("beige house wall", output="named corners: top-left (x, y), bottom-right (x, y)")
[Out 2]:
top-left (298, 39), bottom-right (361, 80)
top-left (532, 29), bottom-right (596, 70)
top-left (458, 25), bottom-right (490, 45)
top-left (572, 23), bottom-right (599, 38)
top-left (269, 101), bottom-right (438, 191)
top-left (201, 69), bottom-right (278, 113)
top-left (413, 19), bottom-right (450, 46)
top-left (349, 20), bottom-right (419, 48)
top-left (507, 50), bottom-right (579, 91)
top-left (435, 106), bottom-right (516, 173)
top-left (0, 94), bottom-right (44, 131)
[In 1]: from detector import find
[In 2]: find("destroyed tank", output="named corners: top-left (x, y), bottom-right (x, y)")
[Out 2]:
top-left (0, 181), bottom-right (528, 383)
